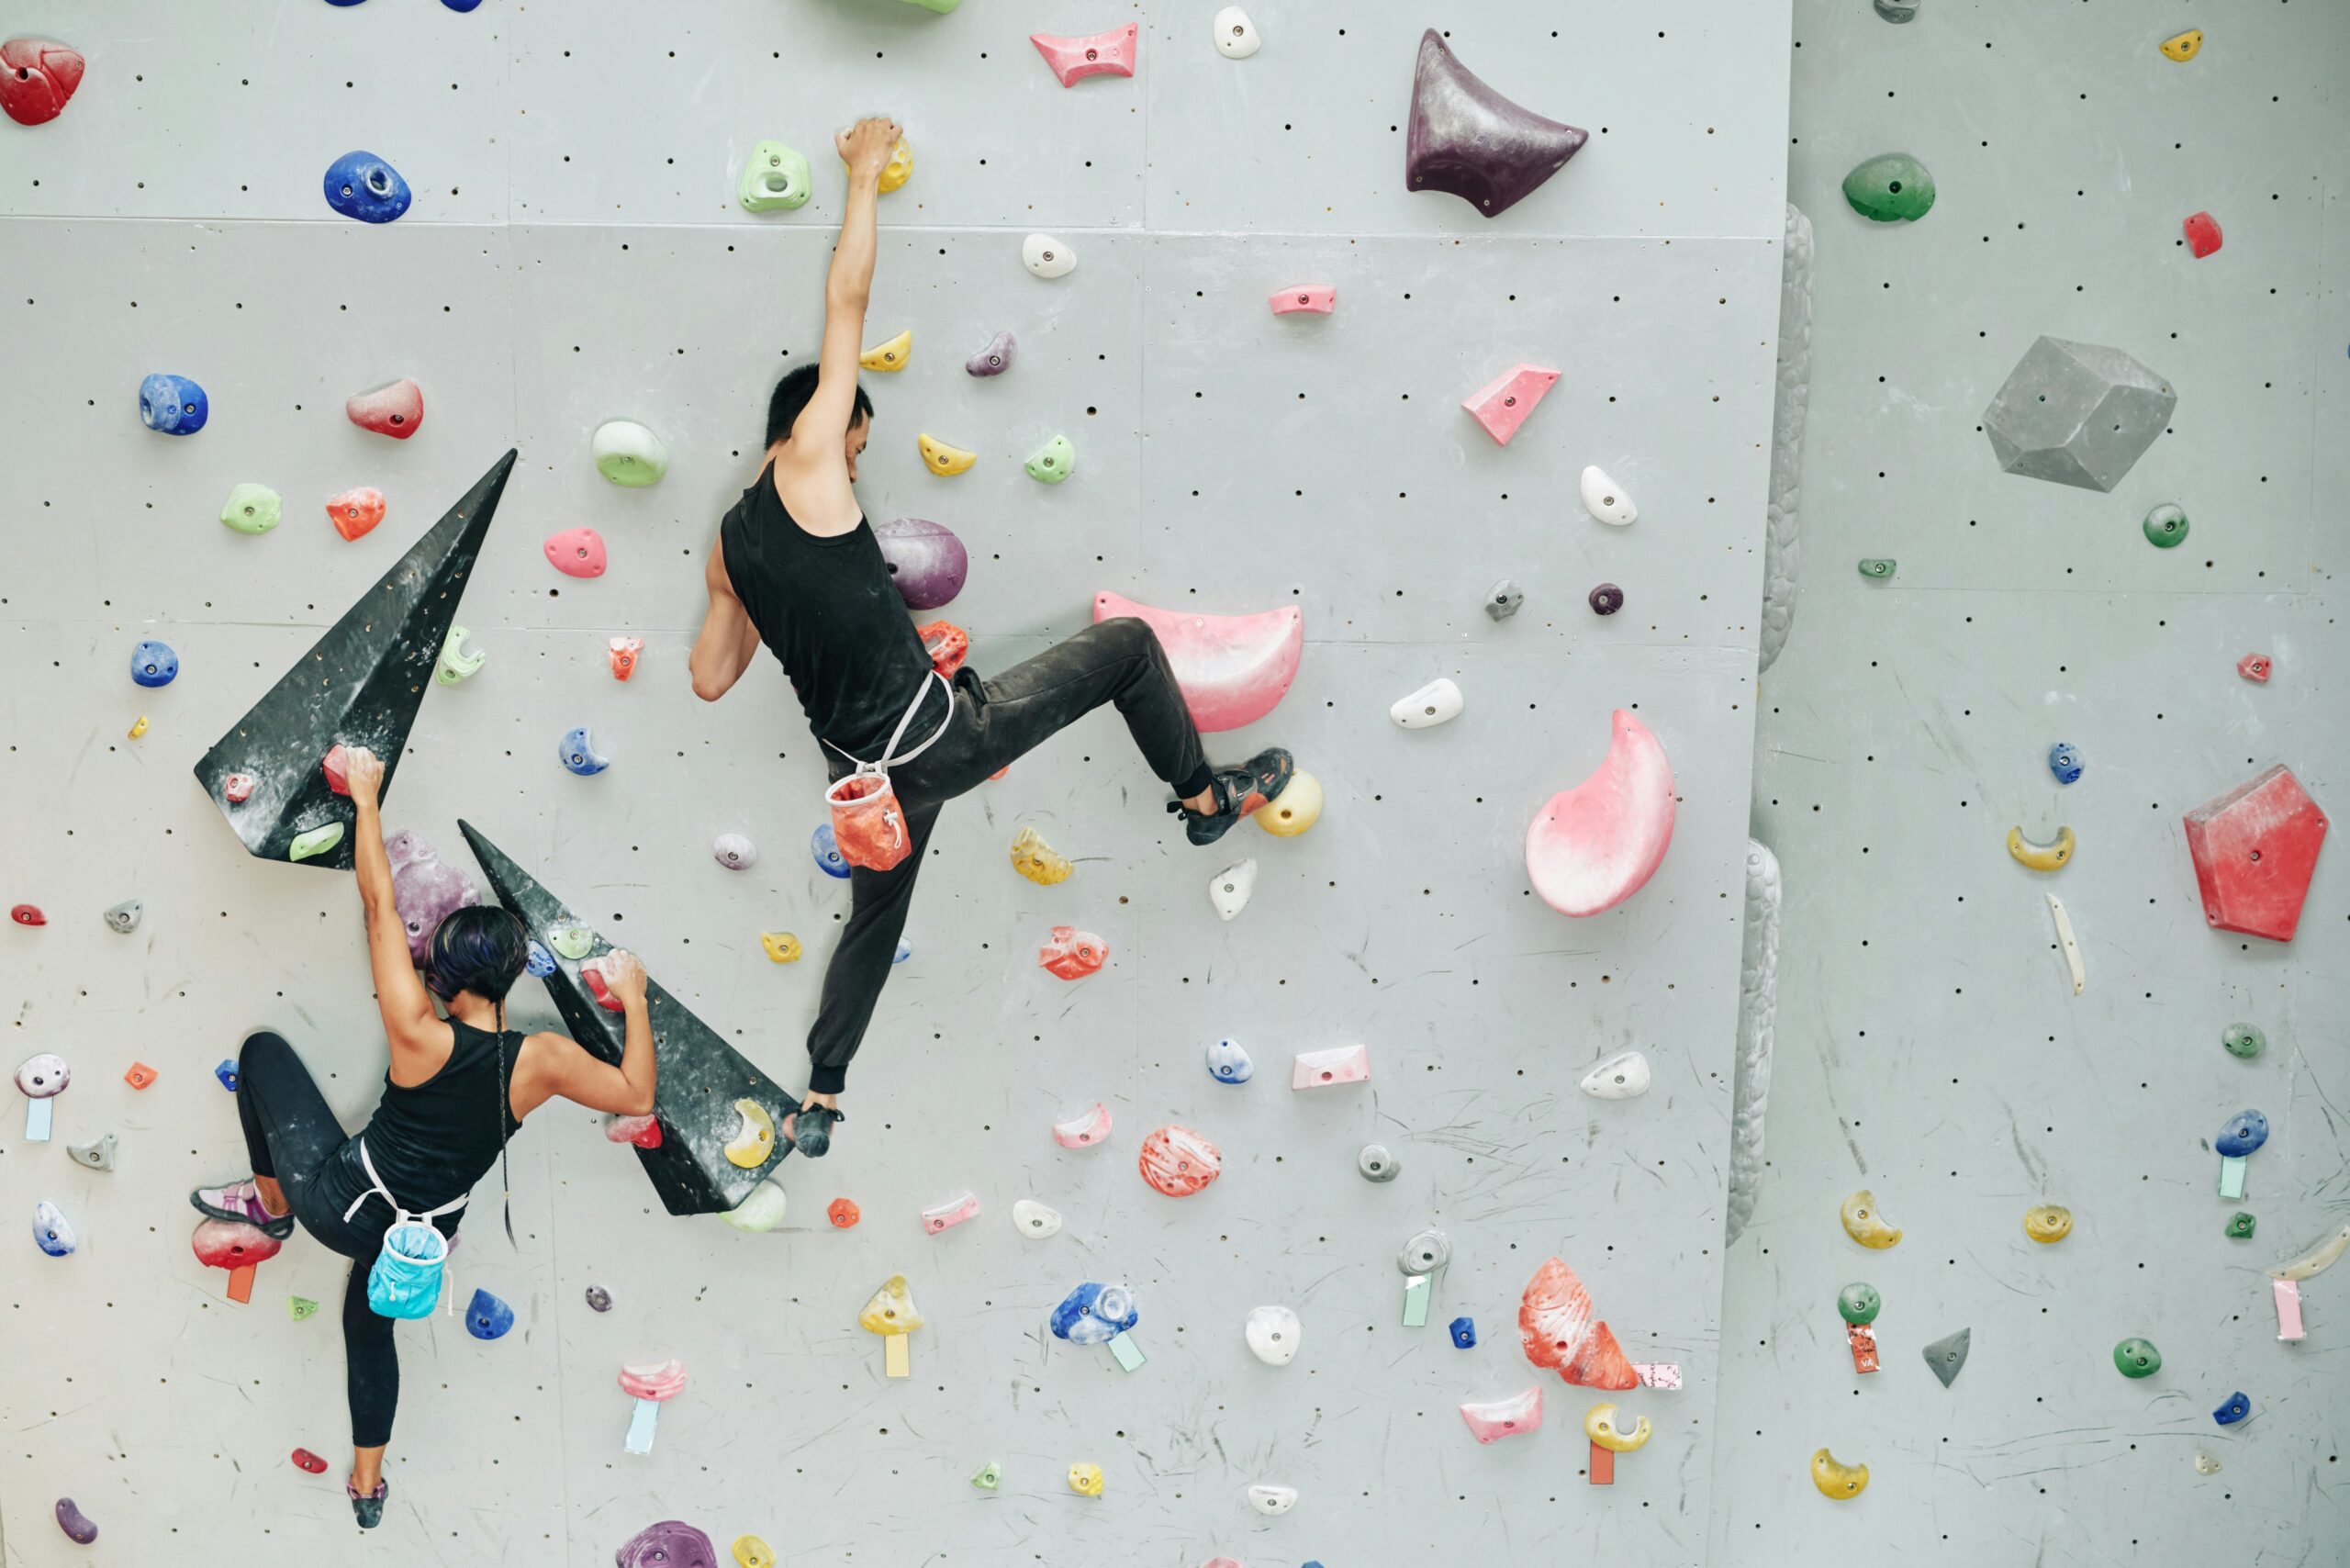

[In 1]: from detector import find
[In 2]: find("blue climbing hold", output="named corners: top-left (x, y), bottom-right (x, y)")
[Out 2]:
top-left (1205, 1037), bottom-right (1254, 1084)
top-left (2047, 744), bottom-right (2082, 785)
top-left (322, 151), bottom-right (412, 224)
top-left (811, 823), bottom-right (850, 879)
top-left (2211, 1390), bottom-right (2251, 1426)
top-left (525, 940), bottom-right (556, 978)
top-left (1449, 1316), bottom-right (1477, 1349)
top-left (130, 640), bottom-right (179, 689)
top-left (139, 373), bottom-right (208, 435)
top-left (465, 1287), bottom-right (515, 1339)
top-left (892, 937), bottom-right (912, 965)
top-left (2215, 1110), bottom-right (2269, 1158)
top-left (1049, 1281), bottom-right (1139, 1346)
top-left (558, 725), bottom-right (609, 777)
top-left (214, 1059), bottom-right (240, 1092)
top-left (441, 0), bottom-right (483, 10)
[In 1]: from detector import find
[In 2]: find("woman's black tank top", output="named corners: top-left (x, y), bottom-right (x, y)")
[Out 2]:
top-left (719, 464), bottom-right (946, 761)
top-left (357, 1018), bottom-right (524, 1212)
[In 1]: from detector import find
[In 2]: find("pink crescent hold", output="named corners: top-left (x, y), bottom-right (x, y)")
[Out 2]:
top-left (1524, 710), bottom-right (1676, 916)
top-left (1030, 24), bottom-right (1137, 87)
top-left (1270, 284), bottom-right (1337, 316)
top-left (618, 1359), bottom-right (687, 1402)
top-left (1053, 1102), bottom-right (1113, 1148)
top-left (1458, 1384), bottom-right (1544, 1443)
top-left (543, 527), bottom-right (608, 579)
top-left (1460, 363), bottom-right (1560, 446)
top-left (1092, 592), bottom-right (1302, 734)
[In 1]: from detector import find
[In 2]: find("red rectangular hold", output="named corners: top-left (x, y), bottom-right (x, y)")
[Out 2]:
top-left (2183, 765), bottom-right (2329, 943)
top-left (1848, 1322), bottom-right (1880, 1374)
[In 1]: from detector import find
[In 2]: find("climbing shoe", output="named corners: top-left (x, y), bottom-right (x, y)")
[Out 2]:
top-left (1170, 747), bottom-right (1294, 846)
top-left (787, 1103), bottom-right (845, 1159)
top-left (191, 1179), bottom-right (296, 1240)
top-left (348, 1477), bottom-right (387, 1530)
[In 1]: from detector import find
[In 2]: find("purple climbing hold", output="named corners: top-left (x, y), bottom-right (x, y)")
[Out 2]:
top-left (385, 829), bottom-right (483, 965)
top-left (874, 518), bottom-right (968, 610)
top-left (1404, 29), bottom-right (1587, 219)
top-left (55, 1497), bottom-right (97, 1544)
top-left (964, 330), bottom-right (1017, 377)
top-left (614, 1519), bottom-right (718, 1568)
top-left (1588, 583), bottom-right (1625, 616)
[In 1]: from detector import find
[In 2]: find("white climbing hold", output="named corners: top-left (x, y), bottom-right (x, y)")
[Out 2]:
top-left (1205, 1037), bottom-right (1254, 1084)
top-left (591, 420), bottom-right (669, 487)
top-left (1246, 1484), bottom-right (1297, 1516)
top-left (1291, 1043), bottom-right (1370, 1089)
top-left (1012, 1199), bottom-right (1063, 1238)
top-left (1245, 1304), bottom-right (1302, 1366)
top-left (1212, 6), bottom-right (1260, 59)
top-left (1209, 857), bottom-right (1257, 921)
top-left (721, 1180), bottom-right (789, 1234)
top-left (2045, 892), bottom-right (2085, 995)
top-left (712, 833), bottom-right (757, 870)
top-left (1390, 678), bottom-right (1463, 729)
top-left (1053, 1103), bottom-right (1113, 1149)
top-left (1022, 233), bottom-right (1077, 279)
top-left (1579, 1049), bottom-right (1651, 1100)
top-left (1580, 465), bottom-right (1638, 527)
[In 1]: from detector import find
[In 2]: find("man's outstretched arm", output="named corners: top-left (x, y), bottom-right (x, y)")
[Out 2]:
top-left (789, 116), bottom-right (899, 456)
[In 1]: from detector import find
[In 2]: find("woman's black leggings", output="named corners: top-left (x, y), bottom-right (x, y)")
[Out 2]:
top-left (235, 1030), bottom-right (406, 1449)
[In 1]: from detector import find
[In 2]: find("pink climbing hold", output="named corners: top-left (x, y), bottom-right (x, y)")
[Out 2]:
top-left (2237, 653), bottom-right (2271, 683)
top-left (345, 378), bottom-right (424, 440)
top-left (1518, 1256), bottom-right (1639, 1390)
top-left (1525, 710), bottom-right (1676, 917)
top-left (1460, 363), bottom-right (1560, 446)
top-left (222, 773), bottom-right (256, 804)
top-left (544, 528), bottom-right (608, 578)
top-left (1091, 592), bottom-right (1302, 734)
top-left (1458, 1384), bottom-right (1544, 1444)
top-left (1270, 284), bottom-right (1337, 316)
top-left (617, 1359), bottom-right (687, 1402)
top-left (2183, 211), bottom-right (2223, 259)
top-left (1038, 924), bottom-right (1108, 980)
top-left (0, 39), bottom-right (85, 127)
top-left (1290, 1044), bottom-right (1371, 1089)
top-left (1053, 1103), bottom-right (1113, 1148)
top-left (291, 1447), bottom-right (330, 1474)
top-left (1030, 24), bottom-right (1137, 87)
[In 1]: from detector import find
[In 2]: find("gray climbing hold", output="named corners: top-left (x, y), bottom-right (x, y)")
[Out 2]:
top-left (1397, 1227), bottom-right (1451, 1274)
top-left (1921, 1327), bottom-right (1969, 1387)
top-left (1725, 840), bottom-right (1781, 1246)
top-left (1874, 0), bottom-right (1920, 22)
top-left (1358, 1144), bottom-right (1400, 1182)
top-left (68, 1133), bottom-right (118, 1171)
top-left (1483, 579), bottom-right (1524, 621)
top-left (1982, 336), bottom-right (2176, 493)
top-left (586, 1284), bottom-right (612, 1312)
top-left (1759, 205), bottom-right (1813, 674)
top-left (103, 900), bottom-right (142, 935)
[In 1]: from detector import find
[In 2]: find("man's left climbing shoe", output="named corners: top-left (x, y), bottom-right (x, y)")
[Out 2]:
top-left (348, 1477), bottom-right (387, 1530)
top-left (786, 1103), bottom-right (845, 1159)
top-left (1170, 747), bottom-right (1294, 846)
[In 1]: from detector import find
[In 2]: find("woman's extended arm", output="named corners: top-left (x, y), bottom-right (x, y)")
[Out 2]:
top-left (514, 949), bottom-right (657, 1117)
top-left (342, 748), bottom-right (444, 1059)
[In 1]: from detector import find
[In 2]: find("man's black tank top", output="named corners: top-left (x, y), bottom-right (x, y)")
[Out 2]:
top-left (719, 464), bottom-right (946, 762)
top-left (355, 1018), bottom-right (524, 1213)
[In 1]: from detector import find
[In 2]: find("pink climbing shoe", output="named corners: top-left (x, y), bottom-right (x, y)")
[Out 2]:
top-left (190, 1179), bottom-right (296, 1240)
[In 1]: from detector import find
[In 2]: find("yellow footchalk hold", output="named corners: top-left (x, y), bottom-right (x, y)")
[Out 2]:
top-left (1255, 771), bottom-right (1323, 837)
top-left (761, 931), bottom-right (803, 963)
top-left (919, 433), bottom-right (977, 476)
top-left (2159, 28), bottom-right (2202, 62)
top-left (1811, 1448), bottom-right (1869, 1500)
top-left (878, 136), bottom-right (913, 193)
top-left (2007, 824), bottom-right (2076, 871)
top-left (858, 1273), bottom-right (923, 1336)
top-left (128, 715), bottom-right (149, 739)
top-left (2024, 1204), bottom-right (2073, 1243)
top-left (733, 1538), bottom-right (777, 1568)
top-left (860, 329), bottom-right (912, 372)
top-left (1010, 825), bottom-right (1072, 885)
top-left (1840, 1189), bottom-right (1902, 1249)
top-left (723, 1098), bottom-right (776, 1168)
top-left (1584, 1402), bottom-right (1652, 1452)
top-left (1067, 1462), bottom-right (1104, 1497)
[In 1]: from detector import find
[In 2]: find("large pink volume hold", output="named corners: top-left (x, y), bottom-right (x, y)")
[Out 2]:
top-left (1092, 592), bottom-right (1302, 734)
top-left (1525, 710), bottom-right (1675, 916)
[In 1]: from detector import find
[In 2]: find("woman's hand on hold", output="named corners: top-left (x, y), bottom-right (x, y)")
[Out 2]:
top-left (836, 117), bottom-right (901, 183)
top-left (601, 949), bottom-right (648, 1007)
top-left (342, 745), bottom-right (386, 801)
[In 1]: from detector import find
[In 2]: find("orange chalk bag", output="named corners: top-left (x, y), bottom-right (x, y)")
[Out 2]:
top-left (822, 671), bottom-right (954, 873)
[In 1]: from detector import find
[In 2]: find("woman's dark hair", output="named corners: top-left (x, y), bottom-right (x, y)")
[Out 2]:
top-left (766, 363), bottom-right (873, 448)
top-left (424, 905), bottom-right (530, 1004)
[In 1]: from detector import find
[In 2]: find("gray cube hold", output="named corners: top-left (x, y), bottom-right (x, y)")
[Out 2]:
top-left (1982, 336), bottom-right (2175, 493)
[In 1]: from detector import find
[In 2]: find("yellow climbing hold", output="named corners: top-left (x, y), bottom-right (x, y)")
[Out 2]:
top-left (2159, 28), bottom-right (2202, 62)
top-left (858, 1273), bottom-right (923, 1337)
top-left (1255, 771), bottom-right (1324, 837)
top-left (127, 714), bottom-right (149, 739)
top-left (2024, 1204), bottom-right (2074, 1243)
top-left (1840, 1189), bottom-right (1903, 1249)
top-left (761, 931), bottom-right (803, 964)
top-left (732, 1538), bottom-right (777, 1568)
top-left (919, 433), bottom-right (977, 476)
top-left (1010, 826), bottom-right (1073, 885)
top-left (878, 136), bottom-right (914, 193)
top-left (1584, 1402), bottom-right (1652, 1452)
top-left (860, 330), bottom-right (912, 372)
top-left (1067, 1462), bottom-right (1105, 1497)
top-left (1811, 1448), bottom-right (1869, 1500)
top-left (2007, 824), bottom-right (2076, 871)
top-left (723, 1098), bottom-right (776, 1169)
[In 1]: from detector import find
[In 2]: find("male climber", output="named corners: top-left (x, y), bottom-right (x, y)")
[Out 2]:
top-left (689, 115), bottom-right (1294, 1157)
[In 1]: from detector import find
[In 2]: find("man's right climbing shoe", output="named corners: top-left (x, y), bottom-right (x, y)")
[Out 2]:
top-left (787, 1103), bottom-right (845, 1159)
top-left (348, 1477), bottom-right (387, 1530)
top-left (191, 1179), bottom-right (296, 1240)
top-left (1170, 747), bottom-right (1294, 846)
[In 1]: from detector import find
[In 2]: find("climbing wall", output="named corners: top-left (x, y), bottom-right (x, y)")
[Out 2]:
top-left (1715, 1), bottom-right (2348, 1560)
top-left (0, 3), bottom-right (1791, 1562)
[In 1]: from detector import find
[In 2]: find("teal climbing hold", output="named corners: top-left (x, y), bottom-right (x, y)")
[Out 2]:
top-left (1841, 153), bottom-right (1935, 223)
top-left (1857, 558), bottom-right (1896, 579)
top-left (219, 484), bottom-right (283, 535)
top-left (1025, 434), bottom-right (1076, 485)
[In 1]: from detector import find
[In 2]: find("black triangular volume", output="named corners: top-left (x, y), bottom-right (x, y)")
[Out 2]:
top-left (1404, 29), bottom-right (1587, 219)
top-left (192, 451), bottom-right (518, 871)
top-left (457, 818), bottom-right (800, 1217)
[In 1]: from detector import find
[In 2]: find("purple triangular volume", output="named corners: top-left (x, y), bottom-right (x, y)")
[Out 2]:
top-left (1404, 29), bottom-right (1588, 218)
top-left (457, 819), bottom-right (800, 1217)
top-left (192, 450), bottom-right (515, 870)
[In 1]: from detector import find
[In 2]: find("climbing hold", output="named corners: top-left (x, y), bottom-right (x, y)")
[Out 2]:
top-left (964, 330), bottom-right (1017, 376)
top-left (1270, 284), bottom-right (1335, 315)
top-left (739, 140), bottom-right (812, 211)
top-left (68, 1133), bottom-right (117, 1170)
top-left (2194, 1451), bottom-right (2222, 1475)
top-left (291, 1448), bottom-right (329, 1474)
top-left (16, 1053), bottom-right (66, 1141)
top-left (876, 136), bottom-right (913, 194)
top-left (1067, 1463), bottom-right (1105, 1497)
top-left (322, 743), bottom-right (356, 797)
top-left (761, 932), bottom-right (802, 963)
top-left (1460, 363), bottom-right (1560, 446)
top-left (464, 1286), bottom-right (514, 1339)
top-left (2160, 28), bottom-right (2203, 62)
top-left (2042, 894), bottom-right (2086, 984)
top-left (1857, 558), bottom-right (1897, 579)
top-left (1009, 826), bottom-right (1072, 886)
top-left (329, 487), bottom-right (387, 543)
top-left (606, 1114), bottom-right (660, 1148)
top-left (2113, 1338), bottom-right (2162, 1378)
top-left (2211, 1391), bottom-right (2252, 1427)
top-left (922, 1191), bottom-right (980, 1234)
top-left (1013, 1199), bottom-right (1061, 1238)
top-left (721, 1180), bottom-right (789, 1233)
top-left (1024, 433), bottom-right (1077, 484)
top-left (218, 773), bottom-right (254, 806)
top-left (1206, 1037), bottom-right (1254, 1084)
top-left (1359, 1144), bottom-right (1399, 1182)
top-left (1246, 1304), bottom-right (1302, 1365)
top-left (1587, 583), bottom-right (1625, 616)
top-left (1874, 0), bottom-right (1919, 20)
top-left (0, 38), bottom-right (84, 125)
top-left (1526, 710), bottom-right (1677, 916)
top-left (213, 1059), bottom-right (241, 1092)
top-left (2226, 1212), bottom-right (2256, 1239)
top-left (124, 1062), bottom-right (156, 1089)
top-left (616, 1521), bottom-right (713, 1567)
top-left (1390, 678), bottom-right (1463, 729)
top-left (918, 621), bottom-right (968, 679)
top-left (1029, 25), bottom-right (1136, 87)
top-left (1038, 924), bottom-right (1107, 980)
top-left (288, 823), bottom-right (345, 862)
top-left (1579, 1050), bottom-right (1651, 1100)
top-left (1406, 30), bottom-right (1586, 218)
top-left (1585, 1402), bottom-right (1651, 1453)
top-left (859, 330), bottom-right (912, 372)
top-left (1256, 771), bottom-right (1322, 836)
top-left (2269, 1222), bottom-right (2350, 1281)
top-left (386, 829), bottom-right (482, 964)
top-left (1052, 1102), bottom-right (1112, 1148)
top-left (584, 1285), bottom-right (611, 1312)
top-left (32, 1200), bottom-right (76, 1256)
top-left (1022, 234), bottom-right (1078, 279)
top-left (811, 823), bottom-right (850, 879)
top-left (724, 1536), bottom-right (776, 1568)
top-left (558, 726), bottom-right (610, 777)
top-left (2237, 653), bottom-right (2271, 683)
top-left (549, 924), bottom-right (595, 961)
top-left (2184, 764), bottom-right (2328, 942)
top-left (1810, 1449), bottom-right (1868, 1500)
top-left (129, 640), bottom-right (179, 689)
top-left (1484, 579), bottom-right (1525, 620)
top-left (895, 939), bottom-right (916, 966)
top-left (722, 1099), bottom-right (776, 1169)
top-left (1459, 1386), bottom-right (1544, 1443)
top-left (826, 1198), bottom-right (859, 1227)
top-left (1449, 1316), bottom-right (1476, 1348)
top-left (1841, 153), bottom-right (1935, 223)
top-left (2023, 1204), bottom-right (2073, 1243)
top-left (1137, 1125), bottom-right (1221, 1197)
top-left (138, 373), bottom-right (208, 436)
top-left (1982, 336), bottom-right (2176, 492)
top-left (2143, 503), bottom-right (2189, 547)
top-left (524, 940), bottom-right (555, 977)
top-left (346, 378), bottom-right (423, 440)
top-left (1837, 1282), bottom-right (1882, 1327)
top-left (127, 716), bottom-right (147, 740)
top-left (322, 151), bottom-right (412, 223)
top-left (1209, 857), bottom-right (1257, 920)
top-left (543, 527), bottom-right (608, 578)
top-left (874, 517), bottom-right (968, 610)
top-left (606, 636), bottom-right (642, 682)
top-left (593, 420), bottom-right (669, 487)
top-left (219, 482), bottom-right (283, 535)
top-left (1401, 1229), bottom-right (1453, 1274)
top-left (918, 433), bottom-right (976, 476)
top-left (1921, 1327), bottom-right (1969, 1387)
top-left (969, 1462), bottom-right (1002, 1491)
top-left (712, 833), bottom-right (757, 871)
top-left (53, 1497), bottom-right (97, 1544)
top-left (1580, 466), bottom-right (1638, 526)
top-left (2006, 824), bottom-right (2075, 871)
top-left (1213, 7), bottom-right (1261, 58)
top-left (10, 905), bottom-right (48, 929)
top-left (1093, 593), bottom-right (1302, 733)
top-left (1246, 1484), bottom-right (1298, 1517)
top-left (2216, 1109), bottom-right (2268, 1159)
top-left (1292, 1043), bottom-right (1371, 1089)
top-left (2182, 211), bottom-right (2222, 259)
top-left (1841, 1190), bottom-right (1902, 1249)
top-left (2222, 1023), bottom-right (2266, 1059)
top-left (2048, 744), bottom-right (2083, 785)
top-left (1049, 1281), bottom-right (1139, 1345)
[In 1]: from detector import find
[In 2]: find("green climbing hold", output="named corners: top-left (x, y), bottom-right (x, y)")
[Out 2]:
top-left (2225, 1212), bottom-right (2256, 1239)
top-left (2143, 503), bottom-right (2188, 547)
top-left (1841, 153), bottom-right (1935, 223)
top-left (2222, 1023), bottom-right (2265, 1059)
top-left (436, 625), bottom-right (486, 687)
top-left (970, 1460), bottom-right (1002, 1490)
top-left (739, 140), bottom-right (812, 212)
top-left (1025, 434), bottom-right (1076, 485)
top-left (2112, 1337), bottom-right (2162, 1378)
top-left (549, 921), bottom-right (596, 961)
top-left (288, 823), bottom-right (345, 862)
top-left (219, 483), bottom-right (284, 535)
top-left (1857, 558), bottom-right (1897, 579)
top-left (288, 1295), bottom-right (320, 1321)
top-left (1836, 1282), bottom-right (1882, 1327)
top-left (903, 0), bottom-right (962, 10)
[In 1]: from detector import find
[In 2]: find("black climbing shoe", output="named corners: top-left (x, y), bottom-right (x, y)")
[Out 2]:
top-left (787, 1103), bottom-right (845, 1159)
top-left (348, 1477), bottom-right (387, 1530)
top-left (1169, 747), bottom-right (1294, 846)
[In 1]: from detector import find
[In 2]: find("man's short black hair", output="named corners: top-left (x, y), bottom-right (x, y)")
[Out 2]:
top-left (766, 364), bottom-right (874, 448)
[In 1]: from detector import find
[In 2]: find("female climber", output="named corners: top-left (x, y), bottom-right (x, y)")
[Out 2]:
top-left (188, 746), bottom-right (659, 1529)
top-left (688, 115), bottom-right (1296, 1157)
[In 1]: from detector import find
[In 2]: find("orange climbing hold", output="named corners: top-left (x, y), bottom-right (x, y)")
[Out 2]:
top-left (124, 1061), bottom-right (157, 1089)
top-left (1518, 1257), bottom-right (1639, 1390)
top-left (610, 637), bottom-right (642, 681)
top-left (918, 620), bottom-right (969, 679)
top-left (827, 1198), bottom-right (861, 1228)
top-left (1038, 925), bottom-right (1107, 980)
top-left (328, 487), bottom-right (387, 542)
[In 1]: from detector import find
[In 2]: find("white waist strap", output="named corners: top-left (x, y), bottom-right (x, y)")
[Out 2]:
top-left (341, 1137), bottom-right (473, 1227)
top-left (825, 669), bottom-right (955, 773)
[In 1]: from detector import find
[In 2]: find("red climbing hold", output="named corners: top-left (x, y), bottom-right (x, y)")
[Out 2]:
top-left (0, 39), bottom-right (85, 127)
top-left (1518, 1257), bottom-right (1639, 1390)
top-left (606, 1114), bottom-right (663, 1148)
top-left (10, 903), bottom-right (47, 926)
top-left (827, 1197), bottom-right (861, 1228)
top-left (1030, 24), bottom-right (1137, 87)
top-left (2183, 764), bottom-right (2328, 943)
top-left (345, 378), bottom-right (424, 439)
top-left (291, 1448), bottom-right (329, 1474)
top-left (328, 487), bottom-right (387, 542)
top-left (918, 620), bottom-right (969, 679)
top-left (222, 773), bottom-right (256, 804)
top-left (322, 744), bottom-right (352, 796)
top-left (2237, 653), bottom-right (2271, 683)
top-left (2182, 211), bottom-right (2223, 259)
top-left (582, 959), bottom-right (629, 1013)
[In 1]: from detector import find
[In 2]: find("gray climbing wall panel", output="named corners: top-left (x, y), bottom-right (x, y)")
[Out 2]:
top-left (0, 4), bottom-right (1787, 1564)
top-left (1716, 2), bottom-right (2346, 1562)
